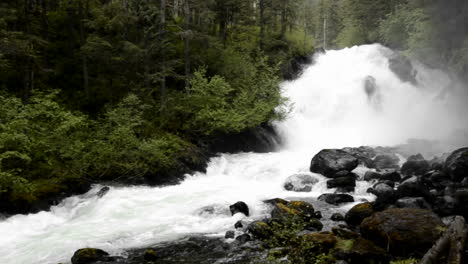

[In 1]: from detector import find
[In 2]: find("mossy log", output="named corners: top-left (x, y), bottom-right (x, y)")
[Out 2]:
top-left (418, 216), bottom-right (467, 264)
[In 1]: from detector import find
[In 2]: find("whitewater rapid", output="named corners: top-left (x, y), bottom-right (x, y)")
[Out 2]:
top-left (1, 44), bottom-right (466, 264)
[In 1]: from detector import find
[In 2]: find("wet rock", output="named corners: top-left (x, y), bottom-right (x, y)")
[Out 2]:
top-left (342, 146), bottom-right (377, 168)
top-left (234, 221), bottom-right (244, 229)
top-left (96, 186), bottom-right (110, 198)
top-left (331, 213), bottom-right (345, 222)
top-left (283, 174), bottom-right (318, 192)
top-left (235, 234), bottom-right (251, 244)
top-left (395, 197), bottom-right (431, 209)
top-left (301, 233), bottom-right (337, 250)
top-left (327, 176), bottom-right (356, 191)
top-left (318, 193), bottom-right (354, 205)
top-left (229, 201), bottom-right (249, 216)
top-left (144, 249), bottom-right (158, 261)
top-left (363, 171), bottom-right (381, 181)
top-left (305, 218), bottom-right (324, 232)
top-left (248, 221), bottom-right (272, 239)
top-left (401, 154), bottom-right (430, 176)
top-left (360, 208), bottom-right (444, 256)
top-left (444, 147), bottom-right (468, 182)
top-left (396, 176), bottom-right (431, 199)
top-left (71, 248), bottom-right (109, 264)
top-left (381, 171), bottom-right (402, 182)
top-left (368, 183), bottom-right (395, 208)
top-left (332, 227), bottom-right (360, 240)
top-left (345, 202), bottom-right (374, 226)
top-left (373, 153), bottom-right (400, 170)
top-left (314, 211), bottom-right (323, 219)
top-left (270, 200), bottom-right (315, 222)
top-left (334, 237), bottom-right (389, 264)
top-left (225, 230), bottom-right (235, 239)
top-left (310, 149), bottom-right (359, 178)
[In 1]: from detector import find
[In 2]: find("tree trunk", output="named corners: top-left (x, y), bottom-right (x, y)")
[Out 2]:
top-left (78, 0), bottom-right (90, 98)
top-left (160, 0), bottom-right (167, 110)
top-left (184, 0), bottom-right (191, 89)
top-left (259, 0), bottom-right (265, 49)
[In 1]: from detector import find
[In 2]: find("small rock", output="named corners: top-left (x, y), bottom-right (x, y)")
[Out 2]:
top-left (235, 234), bottom-right (251, 244)
top-left (283, 174), bottom-right (318, 192)
top-left (234, 221), bottom-right (243, 229)
top-left (225, 230), bottom-right (235, 239)
top-left (318, 193), bottom-right (354, 205)
top-left (229, 201), bottom-right (249, 216)
top-left (314, 211), bottom-right (323, 219)
top-left (331, 213), bottom-right (345, 221)
top-left (71, 248), bottom-right (109, 264)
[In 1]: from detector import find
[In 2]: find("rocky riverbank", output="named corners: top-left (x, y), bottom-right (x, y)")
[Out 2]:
top-left (66, 146), bottom-right (468, 264)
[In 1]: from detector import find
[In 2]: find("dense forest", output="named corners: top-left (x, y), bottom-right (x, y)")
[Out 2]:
top-left (1, 0), bottom-right (468, 213)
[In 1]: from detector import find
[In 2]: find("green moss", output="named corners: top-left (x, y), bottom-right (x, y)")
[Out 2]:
top-left (390, 258), bottom-right (419, 264)
top-left (335, 239), bottom-right (355, 251)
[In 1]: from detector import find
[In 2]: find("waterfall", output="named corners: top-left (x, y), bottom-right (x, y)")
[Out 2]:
top-left (1, 44), bottom-right (466, 264)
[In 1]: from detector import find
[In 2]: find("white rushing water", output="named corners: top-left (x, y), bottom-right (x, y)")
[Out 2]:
top-left (1, 44), bottom-right (467, 264)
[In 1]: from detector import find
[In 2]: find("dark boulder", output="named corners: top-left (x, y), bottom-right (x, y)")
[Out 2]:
top-left (396, 176), bottom-right (431, 200)
top-left (342, 146), bottom-right (377, 168)
top-left (360, 208), bottom-right (444, 256)
top-left (331, 213), bottom-right (345, 222)
top-left (318, 193), bottom-right (354, 205)
top-left (234, 221), bottom-right (244, 229)
top-left (248, 221), bottom-right (272, 239)
top-left (283, 174), bottom-right (318, 192)
top-left (401, 154), bottom-right (430, 176)
top-left (310, 149), bottom-right (359, 178)
top-left (380, 171), bottom-right (402, 182)
top-left (327, 176), bottom-right (356, 190)
top-left (444, 147), bottom-right (468, 182)
top-left (368, 183), bottom-right (395, 208)
top-left (229, 201), bottom-right (249, 216)
top-left (395, 197), bottom-right (431, 209)
top-left (345, 202), bottom-right (374, 226)
top-left (373, 153), bottom-right (400, 170)
top-left (363, 171), bottom-right (382, 181)
top-left (71, 248), bottom-right (109, 264)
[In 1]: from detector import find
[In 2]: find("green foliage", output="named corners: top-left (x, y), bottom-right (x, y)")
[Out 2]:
top-left (390, 258), bottom-right (419, 264)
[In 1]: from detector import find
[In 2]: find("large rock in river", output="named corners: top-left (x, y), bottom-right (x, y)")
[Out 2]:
top-left (401, 154), bottom-right (430, 176)
top-left (360, 208), bottom-right (444, 256)
top-left (444, 147), bottom-right (468, 182)
top-left (310, 149), bottom-right (359, 178)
